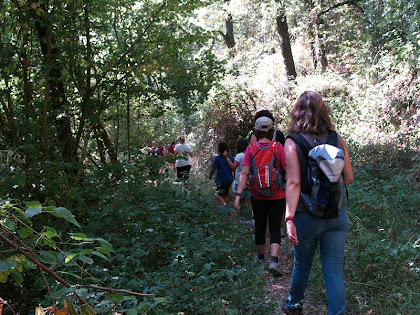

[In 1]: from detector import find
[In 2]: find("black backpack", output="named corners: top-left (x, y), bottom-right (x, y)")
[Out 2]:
top-left (287, 131), bottom-right (346, 219)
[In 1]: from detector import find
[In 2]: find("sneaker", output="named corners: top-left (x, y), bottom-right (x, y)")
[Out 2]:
top-left (281, 300), bottom-right (303, 315)
top-left (268, 261), bottom-right (284, 276)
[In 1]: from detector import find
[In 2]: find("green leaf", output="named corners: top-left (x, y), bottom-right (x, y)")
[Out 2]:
top-left (18, 227), bottom-right (34, 238)
top-left (53, 287), bottom-right (72, 297)
top-left (80, 303), bottom-right (95, 315)
top-left (13, 207), bottom-right (29, 221)
top-left (78, 256), bottom-right (93, 265)
top-left (70, 233), bottom-right (88, 240)
top-left (54, 207), bottom-right (81, 228)
top-left (0, 261), bottom-right (17, 272)
top-left (91, 251), bottom-right (108, 260)
top-left (97, 238), bottom-right (115, 254)
top-left (39, 250), bottom-right (58, 264)
top-left (2, 219), bottom-right (16, 231)
top-left (25, 201), bottom-right (43, 218)
top-left (65, 253), bottom-right (79, 263)
top-left (10, 270), bottom-right (23, 284)
top-left (111, 292), bottom-right (124, 303)
top-left (43, 226), bottom-right (59, 238)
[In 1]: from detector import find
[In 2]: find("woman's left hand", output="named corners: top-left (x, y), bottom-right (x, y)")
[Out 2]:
top-left (286, 221), bottom-right (299, 245)
top-left (234, 195), bottom-right (241, 210)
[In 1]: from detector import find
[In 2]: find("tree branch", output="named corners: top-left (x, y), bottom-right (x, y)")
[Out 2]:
top-left (0, 228), bottom-right (88, 305)
top-left (317, 0), bottom-right (363, 18)
top-left (75, 285), bottom-right (155, 297)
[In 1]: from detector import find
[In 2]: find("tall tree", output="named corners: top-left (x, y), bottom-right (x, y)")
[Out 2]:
top-left (275, 0), bottom-right (297, 79)
top-left (219, 13), bottom-right (235, 48)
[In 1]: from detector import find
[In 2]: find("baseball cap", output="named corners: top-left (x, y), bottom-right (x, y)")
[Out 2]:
top-left (254, 117), bottom-right (274, 131)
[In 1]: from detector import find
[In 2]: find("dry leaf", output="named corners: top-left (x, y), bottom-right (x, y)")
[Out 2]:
top-left (53, 300), bottom-right (69, 315)
top-left (35, 305), bottom-right (44, 315)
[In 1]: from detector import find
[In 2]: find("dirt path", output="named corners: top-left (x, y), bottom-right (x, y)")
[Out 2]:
top-left (265, 238), bottom-right (327, 315)
top-left (263, 237), bottom-right (294, 315)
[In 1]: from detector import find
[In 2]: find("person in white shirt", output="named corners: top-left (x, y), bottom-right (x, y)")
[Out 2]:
top-left (174, 135), bottom-right (193, 189)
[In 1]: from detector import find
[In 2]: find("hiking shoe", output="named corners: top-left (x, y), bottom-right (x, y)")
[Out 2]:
top-left (268, 261), bottom-right (284, 276)
top-left (281, 300), bottom-right (303, 315)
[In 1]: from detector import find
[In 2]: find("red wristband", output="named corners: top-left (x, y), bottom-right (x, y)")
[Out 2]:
top-left (285, 216), bottom-right (294, 222)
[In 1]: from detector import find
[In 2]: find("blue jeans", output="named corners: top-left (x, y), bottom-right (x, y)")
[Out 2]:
top-left (287, 207), bottom-right (349, 315)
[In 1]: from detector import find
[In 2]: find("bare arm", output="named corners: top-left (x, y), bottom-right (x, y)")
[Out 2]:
top-left (284, 138), bottom-right (301, 245)
top-left (340, 135), bottom-right (353, 186)
top-left (223, 150), bottom-right (238, 171)
top-left (234, 165), bottom-right (250, 210)
top-left (209, 168), bottom-right (215, 179)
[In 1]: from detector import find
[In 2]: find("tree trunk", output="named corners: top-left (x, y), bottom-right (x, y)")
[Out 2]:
top-left (275, 2), bottom-right (297, 79)
top-left (126, 92), bottom-right (131, 162)
top-left (306, 0), bottom-right (328, 72)
top-left (218, 13), bottom-right (235, 48)
top-left (32, 1), bottom-right (77, 162)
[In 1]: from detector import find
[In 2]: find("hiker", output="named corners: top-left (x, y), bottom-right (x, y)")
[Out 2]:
top-left (249, 109), bottom-right (285, 145)
top-left (250, 110), bottom-right (286, 237)
top-left (148, 140), bottom-right (163, 181)
top-left (281, 91), bottom-right (353, 315)
top-left (174, 135), bottom-right (193, 189)
top-left (234, 116), bottom-right (286, 276)
top-left (167, 141), bottom-right (176, 171)
top-left (225, 138), bottom-right (253, 218)
top-left (149, 140), bottom-right (161, 157)
top-left (209, 141), bottom-right (234, 207)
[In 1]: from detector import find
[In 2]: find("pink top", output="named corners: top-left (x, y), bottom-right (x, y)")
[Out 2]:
top-left (242, 141), bottom-right (286, 200)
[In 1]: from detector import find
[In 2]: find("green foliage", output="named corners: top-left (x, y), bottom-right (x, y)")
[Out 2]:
top-left (0, 158), bottom-right (275, 313)
top-left (363, 0), bottom-right (420, 72)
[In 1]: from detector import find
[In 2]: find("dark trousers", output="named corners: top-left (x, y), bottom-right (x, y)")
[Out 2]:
top-left (251, 198), bottom-right (285, 245)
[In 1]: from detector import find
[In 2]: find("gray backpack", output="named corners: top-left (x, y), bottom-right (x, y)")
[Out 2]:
top-left (287, 131), bottom-right (346, 219)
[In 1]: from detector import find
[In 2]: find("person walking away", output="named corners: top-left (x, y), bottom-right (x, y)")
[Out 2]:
top-left (148, 140), bottom-right (163, 183)
top-left (249, 109), bottom-right (285, 145)
top-left (234, 117), bottom-right (286, 276)
top-left (282, 91), bottom-right (353, 315)
top-left (225, 138), bottom-right (253, 219)
top-left (167, 141), bottom-right (176, 171)
top-left (174, 135), bottom-right (193, 189)
top-left (250, 110), bottom-right (287, 237)
top-left (209, 142), bottom-right (234, 207)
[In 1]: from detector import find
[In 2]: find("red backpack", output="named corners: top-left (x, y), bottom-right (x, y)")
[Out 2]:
top-left (249, 141), bottom-right (286, 196)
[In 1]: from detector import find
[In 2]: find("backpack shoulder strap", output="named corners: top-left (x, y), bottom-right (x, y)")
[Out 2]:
top-left (287, 133), bottom-right (313, 156)
top-left (250, 142), bottom-right (260, 158)
top-left (326, 130), bottom-right (338, 147)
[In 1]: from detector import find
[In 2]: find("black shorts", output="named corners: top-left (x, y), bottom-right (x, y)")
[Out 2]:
top-left (176, 165), bottom-right (191, 180)
top-left (216, 183), bottom-right (231, 197)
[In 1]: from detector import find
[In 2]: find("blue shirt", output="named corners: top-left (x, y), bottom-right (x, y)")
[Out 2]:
top-left (211, 154), bottom-right (234, 184)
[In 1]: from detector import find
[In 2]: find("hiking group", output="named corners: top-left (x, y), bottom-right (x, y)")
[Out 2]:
top-left (148, 135), bottom-right (193, 188)
top-left (208, 91), bottom-right (354, 315)
top-left (148, 91), bottom-right (353, 314)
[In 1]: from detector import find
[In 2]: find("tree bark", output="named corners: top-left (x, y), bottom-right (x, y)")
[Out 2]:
top-left (275, 2), bottom-right (297, 79)
top-left (126, 91), bottom-right (131, 162)
top-left (218, 13), bottom-right (235, 48)
top-left (32, 1), bottom-right (77, 162)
